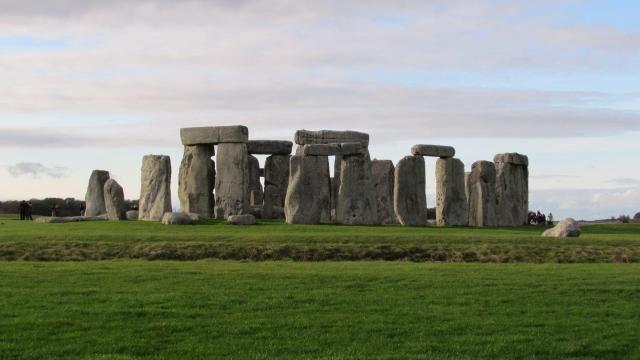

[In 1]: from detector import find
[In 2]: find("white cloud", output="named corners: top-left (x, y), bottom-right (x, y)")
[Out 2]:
top-left (5, 162), bottom-right (69, 178)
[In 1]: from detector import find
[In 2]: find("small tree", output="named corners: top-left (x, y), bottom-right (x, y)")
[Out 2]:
top-left (618, 215), bottom-right (630, 224)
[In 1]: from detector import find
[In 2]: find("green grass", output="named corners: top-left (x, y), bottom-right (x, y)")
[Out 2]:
top-left (0, 214), bottom-right (639, 262)
top-left (0, 261), bottom-right (638, 359)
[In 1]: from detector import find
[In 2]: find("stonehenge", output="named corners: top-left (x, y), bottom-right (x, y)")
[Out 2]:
top-left (467, 161), bottom-right (497, 227)
top-left (494, 153), bottom-right (529, 226)
top-left (84, 170), bottom-right (110, 217)
top-left (215, 143), bottom-right (250, 218)
top-left (435, 158), bottom-right (468, 226)
top-left (178, 144), bottom-right (215, 218)
top-left (104, 179), bottom-right (126, 221)
top-left (394, 155), bottom-right (427, 226)
top-left (139, 155), bottom-right (172, 221)
top-left (372, 160), bottom-right (396, 224)
top-left (336, 151), bottom-right (377, 225)
top-left (285, 154), bottom-right (331, 224)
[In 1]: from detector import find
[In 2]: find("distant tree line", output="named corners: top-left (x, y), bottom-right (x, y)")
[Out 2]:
top-left (0, 198), bottom-right (138, 217)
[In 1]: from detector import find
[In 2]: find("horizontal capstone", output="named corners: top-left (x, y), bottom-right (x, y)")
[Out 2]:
top-left (411, 144), bottom-right (455, 158)
top-left (180, 126), bottom-right (248, 145)
top-left (295, 130), bottom-right (369, 146)
top-left (247, 140), bottom-right (293, 155)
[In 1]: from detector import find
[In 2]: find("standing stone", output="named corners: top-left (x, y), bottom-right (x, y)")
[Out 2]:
top-left (178, 145), bottom-right (215, 218)
top-left (336, 152), bottom-right (377, 225)
top-left (331, 154), bottom-right (342, 222)
top-left (139, 155), bottom-right (172, 221)
top-left (285, 155), bottom-right (331, 224)
top-left (467, 161), bottom-right (497, 227)
top-left (264, 154), bottom-right (290, 210)
top-left (494, 153), bottom-right (529, 226)
top-left (103, 179), bottom-right (126, 221)
top-left (262, 184), bottom-right (280, 219)
top-left (84, 170), bottom-right (110, 217)
top-left (215, 143), bottom-right (249, 218)
top-left (248, 155), bottom-right (264, 206)
top-left (394, 155), bottom-right (427, 226)
top-left (436, 158), bottom-right (468, 227)
top-left (372, 160), bottom-right (396, 224)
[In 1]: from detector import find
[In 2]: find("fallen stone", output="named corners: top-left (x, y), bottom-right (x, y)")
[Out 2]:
top-left (126, 210), bottom-right (139, 221)
top-left (180, 125), bottom-right (248, 145)
top-left (294, 130), bottom-right (369, 146)
top-left (228, 214), bottom-right (257, 225)
top-left (35, 215), bottom-right (107, 224)
top-left (436, 158), bottom-right (468, 226)
top-left (247, 140), bottom-right (293, 155)
top-left (394, 155), bottom-right (427, 226)
top-left (104, 179), bottom-right (126, 221)
top-left (543, 218), bottom-right (581, 237)
top-left (264, 155), bottom-right (290, 209)
top-left (178, 145), bottom-right (215, 218)
top-left (411, 145), bottom-right (455, 158)
top-left (495, 153), bottom-right (529, 226)
top-left (372, 160), bottom-right (397, 224)
top-left (336, 152), bottom-right (378, 225)
top-left (302, 144), bottom-right (342, 156)
top-left (215, 143), bottom-right (250, 218)
top-left (494, 153), bottom-right (528, 166)
top-left (285, 155), bottom-right (331, 224)
top-left (139, 155), bottom-right (172, 221)
top-left (467, 161), bottom-right (497, 227)
top-left (161, 212), bottom-right (205, 225)
top-left (248, 155), bottom-right (264, 206)
top-left (85, 170), bottom-right (110, 217)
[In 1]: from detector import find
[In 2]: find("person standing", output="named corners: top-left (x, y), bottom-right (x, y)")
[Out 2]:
top-left (547, 213), bottom-right (554, 226)
top-left (80, 202), bottom-right (86, 217)
top-left (51, 202), bottom-right (59, 217)
top-left (19, 200), bottom-right (26, 220)
top-left (26, 201), bottom-right (33, 221)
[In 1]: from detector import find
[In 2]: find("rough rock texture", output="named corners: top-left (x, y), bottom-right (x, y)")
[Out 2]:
top-left (264, 155), bottom-right (291, 208)
top-left (467, 161), bottom-right (497, 227)
top-left (336, 152), bottom-right (378, 225)
top-left (411, 145), bottom-right (455, 158)
top-left (180, 125), bottom-right (248, 145)
top-left (247, 140), bottom-right (292, 155)
top-left (126, 210), bottom-right (139, 221)
top-left (215, 143), bottom-right (250, 218)
top-left (84, 170), bottom-right (110, 217)
top-left (228, 214), bottom-right (257, 225)
top-left (340, 143), bottom-right (368, 156)
top-left (104, 179), bottom-right (126, 221)
top-left (294, 130), bottom-right (369, 146)
top-left (372, 160), bottom-right (397, 224)
top-left (161, 212), bottom-right (204, 225)
top-left (178, 145), bottom-right (215, 218)
top-left (139, 155), bottom-right (172, 221)
top-left (302, 144), bottom-right (342, 156)
top-left (285, 155), bottom-right (331, 224)
top-left (262, 184), bottom-right (283, 219)
top-left (494, 153), bottom-right (529, 226)
top-left (436, 158), bottom-right (468, 226)
top-left (248, 155), bottom-right (264, 206)
top-left (35, 215), bottom-right (107, 223)
top-left (394, 155), bottom-right (427, 226)
top-left (543, 218), bottom-right (581, 237)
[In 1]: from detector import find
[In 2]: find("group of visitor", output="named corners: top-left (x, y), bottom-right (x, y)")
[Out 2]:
top-left (18, 201), bottom-right (33, 221)
top-left (529, 211), bottom-right (553, 226)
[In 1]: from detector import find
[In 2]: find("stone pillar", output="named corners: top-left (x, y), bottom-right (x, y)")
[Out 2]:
top-left (139, 155), bottom-right (172, 221)
top-left (263, 154), bottom-right (290, 219)
top-left (494, 153), bottom-right (529, 226)
top-left (248, 155), bottom-right (264, 207)
top-left (178, 145), bottom-right (215, 218)
top-left (284, 155), bottom-right (330, 224)
top-left (215, 143), bottom-right (249, 218)
top-left (84, 170), bottom-right (110, 217)
top-left (372, 160), bottom-right (396, 224)
top-left (104, 179), bottom-right (126, 221)
top-left (336, 152), bottom-right (377, 225)
top-left (436, 158), bottom-right (468, 227)
top-left (468, 161), bottom-right (497, 227)
top-left (394, 155), bottom-right (427, 226)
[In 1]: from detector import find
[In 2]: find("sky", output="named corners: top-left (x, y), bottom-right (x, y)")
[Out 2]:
top-left (0, 0), bottom-right (639, 220)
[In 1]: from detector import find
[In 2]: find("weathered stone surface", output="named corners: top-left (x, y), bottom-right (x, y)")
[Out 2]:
top-left (394, 155), bottom-right (427, 226)
top-left (264, 155), bottom-right (290, 208)
top-left (161, 212), bottom-right (204, 225)
top-left (436, 158), bottom-right (468, 226)
top-left (36, 215), bottom-right (107, 223)
top-left (411, 144), bottom-right (456, 158)
top-left (340, 143), bottom-right (368, 156)
top-left (248, 155), bottom-right (264, 206)
top-left (247, 140), bottom-right (293, 155)
top-left (228, 214), bottom-right (257, 225)
top-left (139, 155), bottom-right (172, 221)
top-left (285, 155), bottom-right (331, 224)
top-left (215, 143), bottom-right (250, 218)
top-left (85, 170), bottom-right (110, 217)
top-left (543, 218), bottom-right (581, 237)
top-left (180, 125), bottom-right (248, 145)
top-left (294, 130), bottom-right (369, 146)
top-left (214, 206), bottom-right (225, 220)
top-left (126, 210), bottom-right (139, 221)
top-left (302, 144), bottom-right (342, 156)
top-left (467, 161), bottom-right (497, 227)
top-left (178, 145), bottom-right (215, 218)
top-left (495, 153), bottom-right (529, 226)
top-left (372, 160), bottom-right (397, 224)
top-left (494, 153), bottom-right (528, 166)
top-left (262, 184), bottom-right (283, 219)
top-left (336, 152), bottom-right (378, 225)
top-left (104, 179), bottom-right (126, 221)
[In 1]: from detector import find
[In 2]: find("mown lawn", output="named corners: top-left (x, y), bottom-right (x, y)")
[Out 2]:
top-left (0, 261), bottom-right (638, 359)
top-left (0, 215), bottom-right (638, 262)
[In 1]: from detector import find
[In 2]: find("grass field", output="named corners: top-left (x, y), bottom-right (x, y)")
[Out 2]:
top-left (0, 214), bottom-right (638, 262)
top-left (0, 261), bottom-right (638, 359)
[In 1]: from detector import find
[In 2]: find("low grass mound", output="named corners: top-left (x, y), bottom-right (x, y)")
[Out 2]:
top-left (0, 215), bottom-right (638, 262)
top-left (0, 261), bottom-right (638, 359)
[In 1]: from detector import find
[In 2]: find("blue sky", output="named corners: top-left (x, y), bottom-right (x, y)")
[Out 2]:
top-left (0, 0), bottom-right (638, 220)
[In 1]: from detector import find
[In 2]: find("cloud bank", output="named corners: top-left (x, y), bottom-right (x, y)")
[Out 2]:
top-left (6, 162), bottom-right (69, 178)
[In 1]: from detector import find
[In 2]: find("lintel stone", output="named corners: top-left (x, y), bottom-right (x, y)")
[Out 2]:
top-left (295, 130), bottom-right (369, 146)
top-left (494, 153), bottom-right (528, 166)
top-left (247, 140), bottom-right (293, 155)
top-left (180, 125), bottom-right (248, 145)
top-left (411, 144), bottom-right (455, 158)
